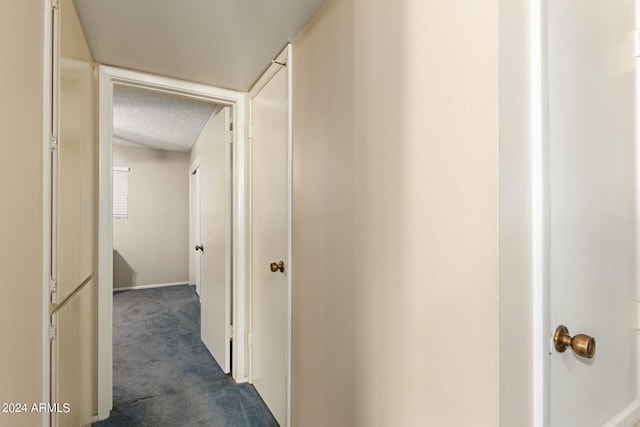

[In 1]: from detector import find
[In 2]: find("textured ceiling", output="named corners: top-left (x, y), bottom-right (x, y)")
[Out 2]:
top-left (113, 84), bottom-right (217, 152)
top-left (73, 0), bottom-right (326, 91)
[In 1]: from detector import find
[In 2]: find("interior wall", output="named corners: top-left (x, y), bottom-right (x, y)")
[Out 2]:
top-left (113, 143), bottom-right (190, 288)
top-left (292, 0), bottom-right (499, 425)
top-left (0, 2), bottom-right (45, 426)
top-left (290, 0), bottom-right (355, 424)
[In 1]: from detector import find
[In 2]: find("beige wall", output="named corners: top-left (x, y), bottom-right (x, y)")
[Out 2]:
top-left (292, 0), bottom-right (499, 425)
top-left (0, 1), bottom-right (46, 426)
top-left (113, 143), bottom-right (190, 288)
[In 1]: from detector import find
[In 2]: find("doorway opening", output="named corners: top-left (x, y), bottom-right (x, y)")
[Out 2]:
top-left (97, 66), bottom-right (248, 420)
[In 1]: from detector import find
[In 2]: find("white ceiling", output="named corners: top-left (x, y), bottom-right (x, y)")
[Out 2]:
top-left (73, 0), bottom-right (326, 91)
top-left (113, 84), bottom-right (217, 152)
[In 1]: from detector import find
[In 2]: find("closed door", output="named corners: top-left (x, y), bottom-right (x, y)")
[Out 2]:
top-left (200, 109), bottom-right (231, 373)
top-left (250, 64), bottom-right (289, 426)
top-left (191, 166), bottom-right (201, 296)
top-left (547, 1), bottom-right (638, 424)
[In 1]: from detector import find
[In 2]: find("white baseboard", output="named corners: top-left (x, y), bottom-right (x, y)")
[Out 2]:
top-left (603, 398), bottom-right (640, 427)
top-left (113, 281), bottom-right (190, 291)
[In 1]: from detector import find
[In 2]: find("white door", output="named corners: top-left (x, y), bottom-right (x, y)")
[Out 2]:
top-left (546, 1), bottom-right (639, 425)
top-left (200, 109), bottom-right (231, 373)
top-left (250, 62), bottom-right (289, 426)
top-left (191, 166), bottom-right (202, 296)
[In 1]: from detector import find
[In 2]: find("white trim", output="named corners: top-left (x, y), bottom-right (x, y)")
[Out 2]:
top-left (49, 313), bottom-right (58, 427)
top-left (113, 281), bottom-right (190, 291)
top-left (97, 65), bottom-right (248, 420)
top-left (224, 106), bottom-right (233, 374)
top-left (531, 0), bottom-right (550, 425)
top-left (97, 66), bottom-right (114, 420)
top-left (603, 399), bottom-right (640, 427)
top-left (636, 1), bottom-right (640, 412)
top-left (285, 44), bottom-right (293, 427)
top-left (42, 0), bottom-right (54, 425)
top-left (247, 44), bottom-right (293, 427)
top-left (189, 158), bottom-right (201, 173)
top-left (249, 49), bottom-right (289, 99)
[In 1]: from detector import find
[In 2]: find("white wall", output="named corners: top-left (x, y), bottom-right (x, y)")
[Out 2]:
top-left (0, 2), bottom-right (46, 426)
top-left (113, 143), bottom-right (190, 288)
top-left (292, 0), bottom-right (499, 425)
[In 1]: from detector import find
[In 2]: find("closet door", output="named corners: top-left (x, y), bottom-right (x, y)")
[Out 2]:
top-left (200, 108), bottom-right (231, 372)
top-left (51, 280), bottom-right (96, 427)
top-left (249, 57), bottom-right (290, 427)
top-left (50, 0), bottom-right (97, 425)
top-left (54, 0), bottom-right (95, 304)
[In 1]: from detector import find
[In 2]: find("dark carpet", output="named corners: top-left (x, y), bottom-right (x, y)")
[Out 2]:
top-left (94, 285), bottom-right (278, 427)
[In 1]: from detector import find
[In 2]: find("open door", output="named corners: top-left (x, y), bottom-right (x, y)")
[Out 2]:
top-left (190, 166), bottom-right (202, 296)
top-left (545, 0), bottom-right (640, 424)
top-left (249, 47), bottom-right (291, 426)
top-left (199, 107), bottom-right (232, 373)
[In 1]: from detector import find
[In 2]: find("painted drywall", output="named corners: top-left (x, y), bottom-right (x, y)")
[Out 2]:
top-left (0, 2), bottom-right (46, 426)
top-left (113, 84), bottom-right (216, 152)
top-left (73, 0), bottom-right (326, 90)
top-left (292, 0), bottom-right (499, 425)
top-left (113, 144), bottom-right (190, 288)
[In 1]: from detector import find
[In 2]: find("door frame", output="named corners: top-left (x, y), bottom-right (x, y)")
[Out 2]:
top-left (530, 1), bottom-right (550, 424)
top-left (528, 1), bottom-right (640, 425)
top-left (247, 44), bottom-right (293, 427)
top-left (42, 1), bottom-right (55, 426)
top-left (97, 65), bottom-right (248, 420)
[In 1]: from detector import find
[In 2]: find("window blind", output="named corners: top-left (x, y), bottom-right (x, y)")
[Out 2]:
top-left (113, 167), bottom-right (129, 220)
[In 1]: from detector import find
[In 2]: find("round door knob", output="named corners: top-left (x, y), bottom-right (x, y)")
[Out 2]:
top-left (270, 261), bottom-right (285, 273)
top-left (553, 325), bottom-right (596, 359)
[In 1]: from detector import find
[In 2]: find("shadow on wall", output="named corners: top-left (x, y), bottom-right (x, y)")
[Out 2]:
top-left (113, 249), bottom-right (137, 288)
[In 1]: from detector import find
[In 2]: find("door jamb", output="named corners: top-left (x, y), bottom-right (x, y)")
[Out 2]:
top-left (530, 0), bottom-right (550, 425)
top-left (42, 0), bottom-right (54, 426)
top-left (97, 65), bottom-right (248, 420)
top-left (247, 44), bottom-right (293, 427)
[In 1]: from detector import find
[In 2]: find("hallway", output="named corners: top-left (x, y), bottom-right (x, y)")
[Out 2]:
top-left (95, 286), bottom-right (277, 427)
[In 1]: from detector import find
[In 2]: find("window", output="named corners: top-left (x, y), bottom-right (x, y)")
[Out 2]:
top-left (113, 167), bottom-right (129, 220)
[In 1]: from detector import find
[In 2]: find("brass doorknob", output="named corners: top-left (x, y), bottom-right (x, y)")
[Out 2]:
top-left (554, 325), bottom-right (596, 359)
top-left (270, 261), bottom-right (285, 273)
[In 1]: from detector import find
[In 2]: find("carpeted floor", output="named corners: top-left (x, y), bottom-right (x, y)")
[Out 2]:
top-left (94, 285), bottom-right (278, 427)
